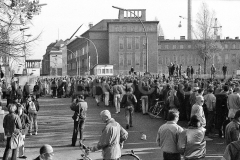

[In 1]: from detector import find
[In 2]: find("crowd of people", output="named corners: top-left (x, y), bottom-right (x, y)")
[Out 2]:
top-left (2, 63), bottom-right (240, 159)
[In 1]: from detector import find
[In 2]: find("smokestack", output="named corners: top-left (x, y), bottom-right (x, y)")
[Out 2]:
top-left (188, 0), bottom-right (192, 40)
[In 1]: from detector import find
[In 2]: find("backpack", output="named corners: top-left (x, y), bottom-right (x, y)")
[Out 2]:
top-left (28, 101), bottom-right (37, 113)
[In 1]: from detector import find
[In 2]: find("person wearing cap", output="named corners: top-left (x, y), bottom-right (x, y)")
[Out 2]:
top-left (227, 87), bottom-right (240, 120)
top-left (225, 110), bottom-right (240, 145)
top-left (90, 110), bottom-right (128, 160)
top-left (16, 104), bottom-right (30, 159)
top-left (34, 144), bottom-right (54, 160)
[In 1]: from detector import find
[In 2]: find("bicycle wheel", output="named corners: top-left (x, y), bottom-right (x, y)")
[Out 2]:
top-left (121, 154), bottom-right (140, 160)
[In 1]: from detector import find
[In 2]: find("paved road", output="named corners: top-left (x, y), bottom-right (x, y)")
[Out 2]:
top-left (0, 96), bottom-right (226, 160)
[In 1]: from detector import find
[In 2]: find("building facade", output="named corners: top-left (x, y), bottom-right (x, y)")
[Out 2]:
top-left (158, 36), bottom-right (240, 76)
top-left (42, 40), bottom-right (64, 76)
top-left (25, 59), bottom-right (41, 76)
top-left (67, 9), bottom-right (158, 76)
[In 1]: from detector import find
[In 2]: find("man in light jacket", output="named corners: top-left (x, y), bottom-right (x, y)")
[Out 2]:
top-left (90, 110), bottom-right (128, 160)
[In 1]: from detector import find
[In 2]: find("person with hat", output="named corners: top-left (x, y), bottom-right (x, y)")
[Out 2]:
top-left (90, 110), bottom-right (128, 160)
top-left (34, 144), bottom-right (54, 160)
top-left (16, 104), bottom-right (30, 159)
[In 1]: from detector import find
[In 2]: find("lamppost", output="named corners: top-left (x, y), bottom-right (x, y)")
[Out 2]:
top-left (20, 27), bottom-right (31, 74)
top-left (112, 6), bottom-right (149, 73)
top-left (75, 36), bottom-right (99, 75)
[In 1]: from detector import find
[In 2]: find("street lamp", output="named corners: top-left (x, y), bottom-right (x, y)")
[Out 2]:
top-left (75, 36), bottom-right (99, 74)
top-left (112, 6), bottom-right (149, 73)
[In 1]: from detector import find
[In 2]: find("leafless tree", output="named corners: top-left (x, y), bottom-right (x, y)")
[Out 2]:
top-left (0, 0), bottom-right (44, 62)
top-left (193, 2), bottom-right (223, 74)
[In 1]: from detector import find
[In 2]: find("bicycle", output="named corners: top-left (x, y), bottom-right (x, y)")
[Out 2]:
top-left (79, 142), bottom-right (92, 160)
top-left (148, 99), bottom-right (164, 119)
top-left (121, 150), bottom-right (141, 160)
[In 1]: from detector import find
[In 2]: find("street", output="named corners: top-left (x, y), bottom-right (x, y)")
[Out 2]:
top-left (0, 96), bottom-right (226, 160)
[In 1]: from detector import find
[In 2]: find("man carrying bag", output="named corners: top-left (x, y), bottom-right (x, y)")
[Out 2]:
top-left (71, 95), bottom-right (88, 146)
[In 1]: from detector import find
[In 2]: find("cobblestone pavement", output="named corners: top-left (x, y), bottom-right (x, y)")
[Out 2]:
top-left (0, 96), bottom-right (226, 160)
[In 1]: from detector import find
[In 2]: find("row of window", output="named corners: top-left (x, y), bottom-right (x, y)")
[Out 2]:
top-left (119, 36), bottom-right (146, 50)
top-left (119, 52), bottom-right (146, 67)
top-left (159, 43), bottom-right (239, 50)
top-left (95, 68), bottom-right (113, 74)
top-left (67, 46), bottom-right (88, 60)
top-left (113, 25), bottom-right (155, 33)
top-left (67, 59), bottom-right (88, 70)
top-left (158, 53), bottom-right (238, 66)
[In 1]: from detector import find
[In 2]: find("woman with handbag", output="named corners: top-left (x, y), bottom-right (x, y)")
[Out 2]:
top-left (3, 104), bottom-right (22, 160)
top-left (178, 115), bottom-right (206, 160)
top-left (17, 104), bottom-right (30, 159)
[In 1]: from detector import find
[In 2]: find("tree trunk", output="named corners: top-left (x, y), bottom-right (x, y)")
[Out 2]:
top-left (204, 57), bottom-right (207, 74)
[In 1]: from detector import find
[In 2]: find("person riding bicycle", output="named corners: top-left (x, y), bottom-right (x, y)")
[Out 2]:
top-left (90, 110), bottom-right (128, 160)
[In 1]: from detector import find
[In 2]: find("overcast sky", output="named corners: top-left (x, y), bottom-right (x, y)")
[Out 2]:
top-left (27, 0), bottom-right (240, 60)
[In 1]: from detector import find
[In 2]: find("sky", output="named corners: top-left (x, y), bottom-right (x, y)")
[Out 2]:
top-left (26, 0), bottom-right (240, 60)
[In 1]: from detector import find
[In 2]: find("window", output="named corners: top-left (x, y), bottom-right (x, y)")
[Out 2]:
top-left (143, 51), bottom-right (146, 65)
top-left (98, 69), bottom-right (101, 74)
top-left (127, 37), bottom-right (132, 50)
top-left (72, 62), bottom-right (76, 69)
top-left (106, 69), bottom-right (109, 73)
top-left (102, 69), bottom-right (105, 74)
top-left (119, 53), bottom-right (124, 66)
top-left (135, 52), bottom-right (140, 66)
top-left (225, 44), bottom-right (228, 49)
top-left (180, 45), bottom-right (184, 49)
top-left (135, 37), bottom-right (140, 50)
top-left (110, 69), bottom-right (113, 73)
top-left (127, 53), bottom-right (132, 66)
top-left (172, 45), bottom-right (176, 49)
top-left (158, 53), bottom-right (162, 65)
top-left (165, 45), bottom-right (169, 49)
top-left (115, 26), bottom-right (119, 32)
top-left (82, 48), bottom-right (85, 55)
top-left (123, 26), bottom-right (127, 32)
top-left (232, 54), bottom-right (236, 63)
top-left (225, 54), bottom-right (229, 63)
top-left (119, 37), bottom-right (124, 50)
top-left (233, 44), bottom-right (236, 49)
top-left (188, 45), bottom-right (192, 49)
top-left (143, 38), bottom-right (146, 49)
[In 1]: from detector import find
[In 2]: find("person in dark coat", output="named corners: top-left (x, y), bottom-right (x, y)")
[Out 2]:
top-left (33, 144), bottom-right (54, 160)
top-left (215, 85), bottom-right (229, 138)
top-left (177, 84), bottom-right (186, 121)
top-left (3, 104), bottom-right (22, 160)
top-left (17, 104), bottom-right (30, 159)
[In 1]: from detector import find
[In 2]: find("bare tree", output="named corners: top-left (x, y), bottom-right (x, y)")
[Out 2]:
top-left (0, 0), bottom-right (44, 61)
top-left (193, 2), bottom-right (223, 74)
